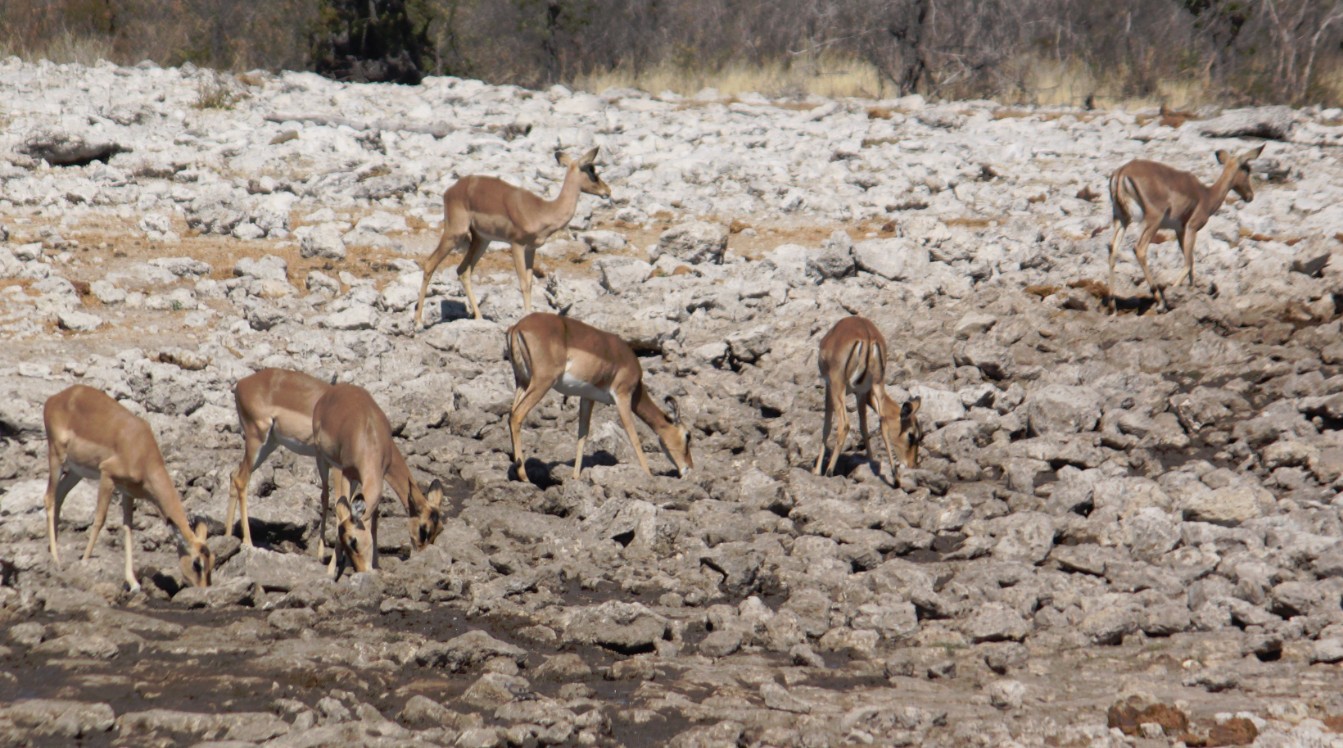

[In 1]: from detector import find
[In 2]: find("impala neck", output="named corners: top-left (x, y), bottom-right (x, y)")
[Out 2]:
top-left (147, 467), bottom-right (200, 548)
top-left (1200, 161), bottom-right (1241, 217)
top-left (632, 385), bottom-right (674, 434)
top-left (386, 449), bottom-right (422, 516)
top-left (542, 167), bottom-right (584, 233)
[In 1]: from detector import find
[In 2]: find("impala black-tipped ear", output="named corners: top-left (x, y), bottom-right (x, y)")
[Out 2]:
top-left (1215, 149), bottom-right (1230, 165)
top-left (665, 396), bottom-right (681, 423)
top-left (902, 397), bottom-right (922, 417)
top-left (580, 145), bottom-right (599, 165)
top-left (1243, 144), bottom-right (1265, 162)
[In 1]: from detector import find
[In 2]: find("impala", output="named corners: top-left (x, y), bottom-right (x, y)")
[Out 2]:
top-left (1106, 145), bottom-right (1265, 312)
top-left (311, 383), bottom-right (445, 568)
top-left (414, 146), bottom-right (611, 327)
top-left (814, 316), bottom-right (922, 481)
top-left (228, 368), bottom-right (333, 548)
top-left (42, 385), bottom-right (212, 592)
top-left (506, 312), bottom-right (693, 480)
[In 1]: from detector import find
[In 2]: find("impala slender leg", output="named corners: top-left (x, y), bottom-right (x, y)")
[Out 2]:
top-left (1179, 226), bottom-right (1198, 288)
top-left (83, 472), bottom-right (117, 562)
top-left (1133, 222), bottom-right (1165, 310)
top-left (457, 233), bottom-right (489, 321)
top-left (509, 375), bottom-right (559, 478)
top-left (825, 393), bottom-right (850, 477)
top-left (121, 493), bottom-right (140, 592)
top-left (45, 454), bottom-right (80, 565)
top-left (814, 386), bottom-right (835, 475)
top-left (315, 456), bottom-right (332, 560)
top-left (416, 230), bottom-right (467, 327)
top-left (857, 396), bottom-right (874, 461)
top-left (511, 242), bottom-right (532, 314)
top-left (574, 398), bottom-right (594, 479)
top-left (230, 429), bottom-right (278, 547)
top-left (1107, 219), bottom-right (1126, 314)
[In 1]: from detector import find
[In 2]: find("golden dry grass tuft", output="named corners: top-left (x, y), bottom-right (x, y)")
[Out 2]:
top-left (574, 56), bottom-right (886, 100)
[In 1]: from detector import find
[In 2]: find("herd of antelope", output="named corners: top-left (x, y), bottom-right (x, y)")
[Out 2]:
top-left (39, 139), bottom-right (1267, 591)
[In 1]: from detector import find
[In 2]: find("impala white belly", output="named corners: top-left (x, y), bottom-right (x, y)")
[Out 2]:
top-left (554, 371), bottom-right (614, 405)
top-left (272, 430), bottom-right (317, 457)
top-left (68, 462), bottom-right (101, 481)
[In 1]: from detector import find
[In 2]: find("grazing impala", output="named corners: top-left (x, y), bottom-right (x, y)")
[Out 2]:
top-left (43, 385), bottom-right (212, 592)
top-left (506, 312), bottom-right (693, 480)
top-left (311, 383), bottom-right (444, 568)
top-left (814, 316), bottom-right (922, 482)
top-left (1107, 145), bottom-right (1265, 312)
top-left (414, 146), bottom-right (611, 327)
top-left (228, 368), bottom-right (333, 548)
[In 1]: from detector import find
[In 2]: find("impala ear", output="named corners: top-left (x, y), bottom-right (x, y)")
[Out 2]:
top-left (335, 496), bottom-right (353, 522)
top-left (665, 395), bottom-right (681, 424)
top-left (426, 479), bottom-right (444, 508)
top-left (1242, 144), bottom-right (1265, 162)
top-left (579, 146), bottom-right (599, 165)
top-left (903, 397), bottom-right (922, 417)
top-left (1215, 149), bottom-right (1230, 165)
top-left (193, 520), bottom-right (209, 543)
top-left (555, 149), bottom-right (572, 167)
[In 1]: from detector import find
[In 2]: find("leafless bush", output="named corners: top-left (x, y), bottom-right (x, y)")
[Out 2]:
top-left (1, 0), bottom-right (1339, 105)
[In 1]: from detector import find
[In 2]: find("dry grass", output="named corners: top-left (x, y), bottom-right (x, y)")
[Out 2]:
top-left (574, 56), bottom-right (885, 100)
top-left (0, 30), bottom-right (112, 66)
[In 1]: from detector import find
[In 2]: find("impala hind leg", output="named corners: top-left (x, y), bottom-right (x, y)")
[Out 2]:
top-left (229, 428), bottom-right (279, 547)
top-left (814, 386), bottom-right (836, 475)
top-left (508, 374), bottom-right (559, 480)
top-left (1132, 221), bottom-right (1166, 310)
top-left (416, 229), bottom-right (469, 327)
top-left (1107, 219), bottom-right (1126, 314)
top-left (44, 453), bottom-right (81, 565)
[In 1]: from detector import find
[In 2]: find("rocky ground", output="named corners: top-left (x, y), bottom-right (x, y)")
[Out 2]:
top-left (1, 58), bottom-right (1343, 746)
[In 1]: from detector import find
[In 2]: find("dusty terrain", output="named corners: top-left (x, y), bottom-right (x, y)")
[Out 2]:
top-left (2, 60), bottom-right (1343, 746)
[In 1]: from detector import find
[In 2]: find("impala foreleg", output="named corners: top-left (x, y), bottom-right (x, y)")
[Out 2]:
top-left (121, 494), bottom-right (140, 592)
top-left (574, 398), bottom-right (594, 479)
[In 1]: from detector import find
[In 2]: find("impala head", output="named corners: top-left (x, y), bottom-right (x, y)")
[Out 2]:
top-left (878, 395), bottom-right (922, 473)
top-left (178, 520), bottom-right (213, 588)
top-left (1216, 144), bottom-right (1265, 203)
top-left (335, 495), bottom-right (373, 573)
top-left (659, 396), bottom-right (695, 478)
top-left (556, 146), bottom-right (611, 200)
top-left (411, 479), bottom-right (445, 551)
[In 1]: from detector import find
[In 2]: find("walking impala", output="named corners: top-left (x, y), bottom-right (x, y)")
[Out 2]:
top-left (414, 146), bottom-right (611, 327)
top-left (311, 383), bottom-right (445, 569)
top-left (814, 316), bottom-right (922, 482)
top-left (506, 312), bottom-right (693, 480)
top-left (43, 385), bottom-right (212, 592)
top-left (1106, 145), bottom-right (1265, 312)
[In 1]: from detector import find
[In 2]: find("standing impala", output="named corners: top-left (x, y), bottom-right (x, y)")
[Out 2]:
top-left (506, 312), bottom-right (693, 480)
top-left (1106, 145), bottom-right (1264, 312)
top-left (311, 383), bottom-right (445, 569)
top-left (414, 146), bottom-right (611, 327)
top-left (814, 316), bottom-right (921, 482)
top-left (42, 385), bottom-right (212, 592)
